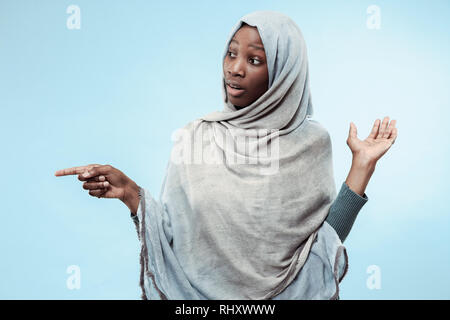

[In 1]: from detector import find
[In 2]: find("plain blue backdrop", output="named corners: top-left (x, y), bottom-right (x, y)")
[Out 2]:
top-left (0, 0), bottom-right (449, 299)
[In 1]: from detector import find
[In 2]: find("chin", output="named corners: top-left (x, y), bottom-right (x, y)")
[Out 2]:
top-left (233, 104), bottom-right (247, 110)
top-left (229, 98), bottom-right (247, 108)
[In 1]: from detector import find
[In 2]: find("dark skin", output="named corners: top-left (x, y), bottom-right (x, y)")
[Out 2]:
top-left (223, 24), bottom-right (269, 109)
top-left (55, 24), bottom-right (398, 214)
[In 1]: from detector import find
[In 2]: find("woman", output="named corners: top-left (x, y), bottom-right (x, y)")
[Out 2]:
top-left (55, 11), bottom-right (397, 300)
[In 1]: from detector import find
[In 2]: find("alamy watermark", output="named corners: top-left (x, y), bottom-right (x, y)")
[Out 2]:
top-left (169, 126), bottom-right (280, 175)
top-left (66, 5), bottom-right (81, 30)
top-left (366, 5), bottom-right (381, 30)
top-left (366, 264), bottom-right (382, 290)
top-left (66, 265), bottom-right (81, 290)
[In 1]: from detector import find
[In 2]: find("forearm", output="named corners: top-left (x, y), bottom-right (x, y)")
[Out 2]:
top-left (344, 156), bottom-right (376, 197)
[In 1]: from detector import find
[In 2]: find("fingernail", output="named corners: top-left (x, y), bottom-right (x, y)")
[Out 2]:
top-left (82, 171), bottom-right (89, 177)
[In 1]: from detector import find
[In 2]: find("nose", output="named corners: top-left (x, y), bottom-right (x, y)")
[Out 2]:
top-left (227, 56), bottom-right (245, 77)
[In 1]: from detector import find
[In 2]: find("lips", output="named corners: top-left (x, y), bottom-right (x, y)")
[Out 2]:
top-left (226, 80), bottom-right (244, 89)
top-left (225, 80), bottom-right (245, 97)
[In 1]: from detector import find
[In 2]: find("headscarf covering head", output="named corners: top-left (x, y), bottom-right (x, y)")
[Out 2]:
top-left (203, 10), bottom-right (314, 133)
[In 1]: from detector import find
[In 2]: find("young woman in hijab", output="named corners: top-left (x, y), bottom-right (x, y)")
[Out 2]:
top-left (55, 11), bottom-right (397, 300)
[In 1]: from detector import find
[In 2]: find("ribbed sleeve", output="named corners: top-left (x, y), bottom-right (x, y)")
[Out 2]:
top-left (325, 182), bottom-right (369, 243)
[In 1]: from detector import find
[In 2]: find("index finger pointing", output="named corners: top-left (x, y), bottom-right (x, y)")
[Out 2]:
top-left (55, 166), bottom-right (89, 176)
top-left (54, 164), bottom-right (100, 177)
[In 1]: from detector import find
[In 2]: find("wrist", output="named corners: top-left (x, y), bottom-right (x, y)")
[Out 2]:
top-left (345, 156), bottom-right (375, 197)
top-left (123, 180), bottom-right (140, 214)
top-left (352, 153), bottom-right (376, 172)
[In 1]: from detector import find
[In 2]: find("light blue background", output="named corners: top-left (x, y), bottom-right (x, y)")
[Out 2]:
top-left (0, 0), bottom-right (449, 299)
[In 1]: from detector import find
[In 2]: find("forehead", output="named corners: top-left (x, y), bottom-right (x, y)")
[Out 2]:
top-left (231, 25), bottom-right (263, 45)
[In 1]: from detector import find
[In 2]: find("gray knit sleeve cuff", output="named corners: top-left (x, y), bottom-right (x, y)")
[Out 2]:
top-left (325, 182), bottom-right (369, 243)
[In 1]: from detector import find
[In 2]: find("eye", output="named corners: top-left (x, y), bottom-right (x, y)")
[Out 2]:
top-left (227, 50), bottom-right (236, 58)
top-left (249, 58), bottom-right (261, 65)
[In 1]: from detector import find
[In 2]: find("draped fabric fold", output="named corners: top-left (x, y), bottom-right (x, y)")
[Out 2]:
top-left (133, 187), bottom-right (349, 300)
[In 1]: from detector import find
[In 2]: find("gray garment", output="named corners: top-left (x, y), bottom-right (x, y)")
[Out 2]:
top-left (130, 10), bottom-right (356, 300)
top-left (131, 180), bottom-right (368, 299)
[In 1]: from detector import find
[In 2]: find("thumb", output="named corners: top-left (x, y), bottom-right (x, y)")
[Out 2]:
top-left (349, 122), bottom-right (357, 139)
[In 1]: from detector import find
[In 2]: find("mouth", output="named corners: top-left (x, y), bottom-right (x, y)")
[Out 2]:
top-left (226, 83), bottom-right (245, 97)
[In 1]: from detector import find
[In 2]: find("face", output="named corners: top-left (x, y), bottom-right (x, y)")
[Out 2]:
top-left (223, 24), bottom-right (269, 109)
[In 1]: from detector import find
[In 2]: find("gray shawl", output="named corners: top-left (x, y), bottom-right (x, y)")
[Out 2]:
top-left (135, 11), bottom-right (338, 300)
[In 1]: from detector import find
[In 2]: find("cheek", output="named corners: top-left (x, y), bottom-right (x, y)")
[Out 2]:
top-left (223, 58), bottom-right (231, 72)
top-left (253, 69), bottom-right (269, 92)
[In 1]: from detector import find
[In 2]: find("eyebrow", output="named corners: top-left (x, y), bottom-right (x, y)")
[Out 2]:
top-left (230, 39), bottom-right (265, 51)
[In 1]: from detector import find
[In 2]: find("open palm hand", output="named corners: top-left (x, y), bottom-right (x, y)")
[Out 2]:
top-left (347, 116), bottom-right (398, 165)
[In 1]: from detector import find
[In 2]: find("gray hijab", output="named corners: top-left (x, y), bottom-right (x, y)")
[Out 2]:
top-left (136, 10), bottom-right (337, 300)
